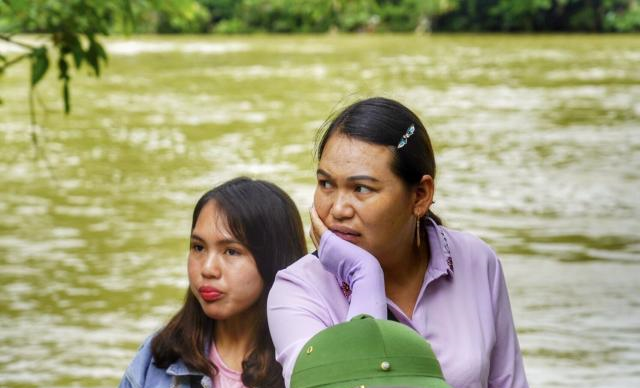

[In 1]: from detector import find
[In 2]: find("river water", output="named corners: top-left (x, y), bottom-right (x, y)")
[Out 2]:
top-left (1, 34), bottom-right (639, 387)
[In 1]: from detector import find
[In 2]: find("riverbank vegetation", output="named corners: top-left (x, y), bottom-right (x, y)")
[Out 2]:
top-left (2, 0), bottom-right (640, 35)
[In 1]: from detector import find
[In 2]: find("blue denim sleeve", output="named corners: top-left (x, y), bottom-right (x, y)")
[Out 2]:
top-left (118, 335), bottom-right (155, 388)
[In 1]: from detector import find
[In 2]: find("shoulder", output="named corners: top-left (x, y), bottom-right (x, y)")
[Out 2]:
top-left (438, 224), bottom-right (500, 273)
top-left (127, 334), bottom-right (157, 375)
top-left (272, 253), bottom-right (333, 285)
top-left (119, 335), bottom-right (171, 388)
top-left (268, 253), bottom-right (344, 309)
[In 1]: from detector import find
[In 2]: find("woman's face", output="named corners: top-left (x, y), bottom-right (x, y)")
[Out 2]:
top-left (314, 133), bottom-right (416, 265)
top-left (188, 201), bottom-right (264, 321)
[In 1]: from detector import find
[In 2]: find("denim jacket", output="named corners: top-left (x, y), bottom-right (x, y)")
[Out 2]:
top-left (118, 335), bottom-right (213, 388)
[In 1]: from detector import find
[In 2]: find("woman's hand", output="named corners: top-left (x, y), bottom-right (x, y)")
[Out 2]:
top-left (309, 206), bottom-right (386, 319)
top-left (310, 203), bottom-right (378, 276)
top-left (309, 205), bottom-right (328, 248)
top-left (312, 220), bottom-right (387, 319)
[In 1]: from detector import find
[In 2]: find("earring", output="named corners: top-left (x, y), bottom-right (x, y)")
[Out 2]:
top-left (416, 216), bottom-right (421, 247)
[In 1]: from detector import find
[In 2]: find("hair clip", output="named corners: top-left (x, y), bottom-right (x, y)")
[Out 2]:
top-left (397, 124), bottom-right (415, 149)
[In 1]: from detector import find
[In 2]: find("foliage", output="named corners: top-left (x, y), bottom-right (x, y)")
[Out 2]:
top-left (604, 0), bottom-right (640, 31)
top-left (223, 0), bottom-right (334, 33)
top-left (199, 0), bottom-right (462, 33)
top-left (0, 0), bottom-right (122, 113)
top-left (149, 0), bottom-right (211, 33)
top-left (436, 0), bottom-right (640, 31)
top-left (199, 0), bottom-right (640, 33)
top-left (0, 0), bottom-right (207, 114)
top-left (1, 1), bottom-right (638, 42)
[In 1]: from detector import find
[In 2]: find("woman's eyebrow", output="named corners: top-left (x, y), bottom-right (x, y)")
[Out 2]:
top-left (217, 238), bottom-right (243, 245)
top-left (347, 175), bottom-right (380, 183)
top-left (316, 168), bottom-right (331, 177)
top-left (191, 234), bottom-right (242, 246)
top-left (317, 169), bottom-right (380, 182)
top-left (190, 234), bottom-right (205, 243)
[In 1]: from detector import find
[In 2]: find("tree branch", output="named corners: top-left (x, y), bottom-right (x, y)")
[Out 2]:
top-left (0, 34), bottom-right (38, 50)
top-left (0, 52), bottom-right (30, 71)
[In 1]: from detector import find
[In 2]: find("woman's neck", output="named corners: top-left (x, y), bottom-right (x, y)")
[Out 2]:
top-left (213, 307), bottom-right (261, 372)
top-left (382, 239), bottom-right (430, 319)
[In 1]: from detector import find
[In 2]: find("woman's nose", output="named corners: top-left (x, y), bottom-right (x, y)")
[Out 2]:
top-left (330, 191), bottom-right (354, 221)
top-left (201, 253), bottom-right (221, 278)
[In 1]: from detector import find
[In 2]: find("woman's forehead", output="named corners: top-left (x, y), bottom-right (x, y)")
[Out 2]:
top-left (319, 134), bottom-right (395, 178)
top-left (194, 201), bottom-right (235, 238)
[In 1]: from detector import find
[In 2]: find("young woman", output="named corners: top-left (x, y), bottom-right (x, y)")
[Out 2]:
top-left (267, 97), bottom-right (529, 388)
top-left (120, 177), bottom-right (306, 388)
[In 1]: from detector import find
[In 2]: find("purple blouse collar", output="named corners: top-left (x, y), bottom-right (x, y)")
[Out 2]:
top-left (426, 217), bottom-right (455, 279)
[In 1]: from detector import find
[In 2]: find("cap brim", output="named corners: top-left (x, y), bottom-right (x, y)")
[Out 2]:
top-left (308, 375), bottom-right (453, 388)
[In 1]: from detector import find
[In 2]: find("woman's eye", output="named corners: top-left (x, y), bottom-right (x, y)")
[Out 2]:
top-left (318, 179), bottom-right (332, 189)
top-left (191, 243), bottom-right (204, 252)
top-left (355, 185), bottom-right (372, 194)
top-left (225, 248), bottom-right (240, 256)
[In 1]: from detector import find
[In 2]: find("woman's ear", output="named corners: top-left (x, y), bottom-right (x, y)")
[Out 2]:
top-left (413, 175), bottom-right (434, 217)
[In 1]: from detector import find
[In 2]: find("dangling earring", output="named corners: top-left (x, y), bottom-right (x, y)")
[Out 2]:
top-left (416, 216), bottom-right (421, 247)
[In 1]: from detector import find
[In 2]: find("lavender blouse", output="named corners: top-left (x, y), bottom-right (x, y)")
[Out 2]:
top-left (267, 219), bottom-right (529, 388)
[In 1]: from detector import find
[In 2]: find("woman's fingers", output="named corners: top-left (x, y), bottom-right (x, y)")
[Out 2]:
top-left (309, 205), bottom-right (328, 234)
top-left (309, 205), bottom-right (327, 248)
top-left (309, 226), bottom-right (319, 248)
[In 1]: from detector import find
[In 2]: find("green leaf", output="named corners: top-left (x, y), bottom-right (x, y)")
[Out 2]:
top-left (57, 56), bottom-right (71, 113)
top-left (30, 47), bottom-right (49, 86)
top-left (58, 56), bottom-right (69, 80)
top-left (63, 78), bottom-right (70, 114)
top-left (67, 33), bottom-right (84, 68)
top-left (86, 37), bottom-right (101, 76)
top-left (72, 46), bottom-right (84, 68)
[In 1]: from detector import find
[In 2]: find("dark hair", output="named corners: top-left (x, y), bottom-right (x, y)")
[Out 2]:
top-left (317, 97), bottom-right (442, 230)
top-left (151, 177), bottom-right (306, 388)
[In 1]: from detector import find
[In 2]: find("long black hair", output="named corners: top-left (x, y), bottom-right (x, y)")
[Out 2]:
top-left (152, 177), bottom-right (306, 388)
top-left (317, 97), bottom-right (442, 232)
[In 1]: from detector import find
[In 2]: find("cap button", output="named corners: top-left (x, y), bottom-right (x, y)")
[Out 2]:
top-left (306, 346), bottom-right (313, 355)
top-left (380, 361), bottom-right (391, 371)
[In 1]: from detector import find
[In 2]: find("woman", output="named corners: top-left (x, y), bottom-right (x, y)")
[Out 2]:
top-left (267, 97), bottom-right (529, 388)
top-left (120, 177), bottom-right (307, 388)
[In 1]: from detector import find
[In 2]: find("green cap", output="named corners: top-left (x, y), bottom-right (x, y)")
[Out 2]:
top-left (291, 315), bottom-right (452, 388)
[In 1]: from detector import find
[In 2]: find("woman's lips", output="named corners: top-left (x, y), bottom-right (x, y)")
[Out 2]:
top-left (330, 226), bottom-right (361, 243)
top-left (198, 286), bottom-right (222, 302)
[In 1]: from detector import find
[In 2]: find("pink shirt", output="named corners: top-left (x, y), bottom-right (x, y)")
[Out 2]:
top-left (267, 219), bottom-right (528, 388)
top-left (209, 343), bottom-right (248, 388)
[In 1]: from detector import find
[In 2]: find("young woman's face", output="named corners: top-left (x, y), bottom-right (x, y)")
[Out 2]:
top-left (188, 201), bottom-right (264, 321)
top-left (314, 133), bottom-right (416, 265)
